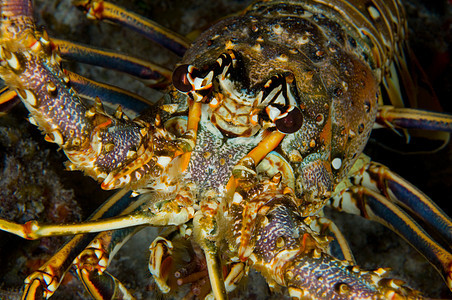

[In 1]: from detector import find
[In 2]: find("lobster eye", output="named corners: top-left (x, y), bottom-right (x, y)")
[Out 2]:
top-left (275, 106), bottom-right (303, 134)
top-left (172, 64), bottom-right (193, 92)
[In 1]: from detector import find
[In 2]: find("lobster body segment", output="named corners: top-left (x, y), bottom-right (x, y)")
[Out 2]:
top-left (0, 0), bottom-right (452, 299)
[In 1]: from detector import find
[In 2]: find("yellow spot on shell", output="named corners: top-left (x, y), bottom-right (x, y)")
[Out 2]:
top-left (225, 40), bottom-right (236, 49)
top-left (335, 282), bottom-right (350, 294)
top-left (288, 287), bottom-right (303, 299)
top-left (104, 143), bottom-right (115, 152)
top-left (367, 6), bottom-right (381, 19)
top-left (297, 35), bottom-right (309, 45)
top-left (46, 81), bottom-right (57, 94)
top-left (272, 24), bottom-right (283, 35)
top-left (277, 54), bottom-right (289, 62)
top-left (309, 139), bottom-right (316, 148)
top-left (252, 43), bottom-right (262, 52)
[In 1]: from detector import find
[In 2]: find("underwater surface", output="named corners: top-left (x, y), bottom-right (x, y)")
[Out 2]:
top-left (0, 0), bottom-right (451, 298)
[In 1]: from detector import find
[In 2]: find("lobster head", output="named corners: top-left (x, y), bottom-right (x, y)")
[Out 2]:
top-left (170, 10), bottom-right (379, 212)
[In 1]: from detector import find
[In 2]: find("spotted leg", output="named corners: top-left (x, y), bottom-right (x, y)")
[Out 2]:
top-left (224, 172), bottom-right (423, 299)
top-left (329, 154), bottom-right (452, 290)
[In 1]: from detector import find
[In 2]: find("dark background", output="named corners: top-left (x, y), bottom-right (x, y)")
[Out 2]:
top-left (0, 0), bottom-right (451, 299)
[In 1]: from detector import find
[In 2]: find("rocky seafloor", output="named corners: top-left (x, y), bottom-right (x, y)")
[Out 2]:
top-left (0, 0), bottom-right (451, 299)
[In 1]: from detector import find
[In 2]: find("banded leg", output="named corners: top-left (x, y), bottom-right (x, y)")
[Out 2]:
top-left (21, 189), bottom-right (134, 299)
top-left (363, 160), bottom-right (452, 246)
top-left (63, 70), bottom-right (153, 118)
top-left (73, 0), bottom-right (190, 57)
top-left (22, 233), bottom-right (98, 299)
top-left (18, 186), bottom-right (196, 298)
top-left (52, 38), bottom-right (172, 88)
top-left (329, 156), bottom-right (452, 289)
top-left (0, 192), bottom-right (195, 240)
top-left (375, 105), bottom-right (452, 151)
top-left (74, 227), bottom-right (141, 300)
top-left (376, 105), bottom-right (452, 133)
top-left (306, 216), bottom-right (356, 264)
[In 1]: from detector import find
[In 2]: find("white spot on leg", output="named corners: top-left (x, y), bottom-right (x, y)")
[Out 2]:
top-left (332, 158), bottom-right (342, 170)
top-left (367, 6), bottom-right (381, 20)
top-left (232, 192), bottom-right (243, 204)
top-left (157, 156), bottom-right (172, 168)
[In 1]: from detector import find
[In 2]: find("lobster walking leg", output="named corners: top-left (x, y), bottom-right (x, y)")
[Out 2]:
top-left (377, 106), bottom-right (452, 133)
top-left (22, 233), bottom-right (98, 299)
top-left (63, 70), bottom-right (153, 118)
top-left (306, 216), bottom-right (355, 263)
top-left (52, 38), bottom-right (172, 88)
top-left (21, 189), bottom-right (132, 299)
top-left (329, 156), bottom-right (452, 290)
top-left (0, 195), bottom-right (194, 239)
top-left (226, 187), bottom-right (423, 299)
top-left (192, 199), bottom-right (227, 300)
top-left (149, 226), bottom-right (211, 297)
top-left (73, 0), bottom-right (190, 57)
top-left (74, 228), bottom-right (141, 300)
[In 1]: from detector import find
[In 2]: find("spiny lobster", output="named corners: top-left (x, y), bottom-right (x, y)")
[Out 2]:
top-left (0, 0), bottom-right (451, 299)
